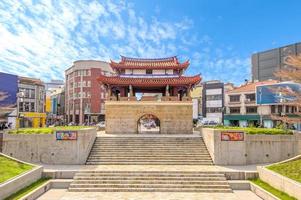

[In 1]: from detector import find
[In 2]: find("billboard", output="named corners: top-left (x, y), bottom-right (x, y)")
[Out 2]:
top-left (0, 72), bottom-right (18, 108)
top-left (221, 131), bottom-right (244, 141)
top-left (256, 82), bottom-right (301, 105)
top-left (56, 131), bottom-right (77, 140)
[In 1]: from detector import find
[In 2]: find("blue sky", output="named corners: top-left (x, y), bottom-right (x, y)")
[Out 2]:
top-left (0, 0), bottom-right (300, 85)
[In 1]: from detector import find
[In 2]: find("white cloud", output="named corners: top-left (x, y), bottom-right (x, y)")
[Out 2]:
top-left (0, 0), bottom-right (250, 85)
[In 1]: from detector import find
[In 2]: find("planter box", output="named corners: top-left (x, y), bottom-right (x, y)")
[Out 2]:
top-left (2, 128), bottom-right (96, 164)
top-left (257, 163), bottom-right (301, 200)
top-left (0, 153), bottom-right (43, 199)
top-left (201, 128), bottom-right (301, 165)
top-left (250, 182), bottom-right (280, 200)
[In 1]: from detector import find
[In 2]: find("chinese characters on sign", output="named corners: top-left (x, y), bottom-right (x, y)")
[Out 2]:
top-left (56, 131), bottom-right (77, 140)
top-left (221, 131), bottom-right (244, 141)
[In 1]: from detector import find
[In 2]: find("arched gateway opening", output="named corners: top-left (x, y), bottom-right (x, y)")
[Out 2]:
top-left (137, 114), bottom-right (160, 134)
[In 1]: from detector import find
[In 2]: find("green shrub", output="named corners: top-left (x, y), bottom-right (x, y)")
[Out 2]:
top-left (204, 125), bottom-right (292, 135)
top-left (8, 126), bottom-right (91, 134)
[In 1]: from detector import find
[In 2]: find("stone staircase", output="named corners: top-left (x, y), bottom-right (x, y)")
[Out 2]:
top-left (68, 136), bottom-right (232, 193)
top-left (86, 136), bottom-right (213, 165)
top-left (69, 171), bottom-right (232, 193)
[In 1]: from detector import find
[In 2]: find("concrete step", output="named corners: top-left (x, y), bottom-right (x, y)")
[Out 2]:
top-left (90, 149), bottom-right (209, 152)
top-left (69, 183), bottom-right (230, 189)
top-left (68, 188), bottom-right (232, 193)
top-left (73, 177), bottom-right (225, 181)
top-left (71, 180), bottom-right (228, 185)
top-left (85, 162), bottom-right (213, 165)
top-left (74, 173), bottom-right (225, 178)
top-left (75, 171), bottom-right (224, 174)
top-left (86, 153), bottom-right (211, 159)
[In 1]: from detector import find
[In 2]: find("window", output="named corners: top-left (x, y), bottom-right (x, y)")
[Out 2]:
top-left (30, 89), bottom-right (35, 98)
top-left (229, 95), bottom-right (240, 102)
top-left (87, 81), bottom-right (91, 87)
top-left (246, 106), bottom-right (257, 113)
top-left (101, 92), bottom-right (104, 99)
top-left (278, 105), bottom-right (283, 113)
top-left (146, 69), bottom-right (152, 74)
top-left (230, 107), bottom-right (240, 114)
top-left (245, 93), bottom-right (255, 101)
top-left (271, 105), bottom-right (276, 113)
top-left (286, 106), bottom-right (289, 113)
top-left (24, 102), bottom-right (30, 112)
top-left (30, 102), bottom-right (35, 111)
top-left (206, 94), bottom-right (222, 101)
top-left (87, 92), bottom-right (91, 98)
top-left (19, 102), bottom-right (24, 112)
top-left (206, 107), bottom-right (222, 113)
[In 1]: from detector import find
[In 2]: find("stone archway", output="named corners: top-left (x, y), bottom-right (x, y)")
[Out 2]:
top-left (137, 114), bottom-right (160, 134)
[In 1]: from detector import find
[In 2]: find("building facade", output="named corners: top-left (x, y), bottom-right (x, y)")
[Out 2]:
top-left (252, 42), bottom-right (301, 81)
top-left (202, 81), bottom-right (224, 124)
top-left (190, 83), bottom-right (202, 119)
top-left (65, 60), bottom-right (113, 125)
top-left (98, 56), bottom-right (201, 134)
top-left (46, 87), bottom-right (65, 126)
top-left (224, 80), bottom-right (301, 130)
top-left (45, 80), bottom-right (64, 113)
top-left (16, 76), bottom-right (46, 128)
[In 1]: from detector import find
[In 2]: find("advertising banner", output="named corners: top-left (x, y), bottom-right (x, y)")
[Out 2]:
top-left (256, 82), bottom-right (301, 105)
top-left (56, 131), bottom-right (77, 140)
top-left (221, 131), bottom-right (244, 141)
top-left (0, 72), bottom-right (18, 108)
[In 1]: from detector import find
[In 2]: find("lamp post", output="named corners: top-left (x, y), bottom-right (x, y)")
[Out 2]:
top-left (258, 87), bottom-right (263, 127)
top-left (16, 92), bottom-right (24, 129)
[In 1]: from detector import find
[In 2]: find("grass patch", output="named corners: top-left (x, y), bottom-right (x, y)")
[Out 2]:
top-left (268, 159), bottom-right (301, 183)
top-left (4, 177), bottom-right (50, 200)
top-left (206, 126), bottom-right (293, 135)
top-left (251, 178), bottom-right (297, 200)
top-left (8, 126), bottom-right (91, 134)
top-left (0, 155), bottom-right (33, 183)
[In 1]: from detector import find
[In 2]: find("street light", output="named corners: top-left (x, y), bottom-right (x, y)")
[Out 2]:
top-left (16, 91), bottom-right (24, 129)
top-left (258, 87), bottom-right (263, 127)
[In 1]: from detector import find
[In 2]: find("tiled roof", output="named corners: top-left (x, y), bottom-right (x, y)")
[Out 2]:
top-left (97, 74), bottom-right (201, 87)
top-left (227, 80), bottom-right (278, 94)
top-left (110, 56), bottom-right (189, 70)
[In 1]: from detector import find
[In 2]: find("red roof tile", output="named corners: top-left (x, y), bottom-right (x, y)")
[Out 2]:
top-left (97, 74), bottom-right (201, 87)
top-left (227, 80), bottom-right (279, 94)
top-left (110, 56), bottom-right (189, 70)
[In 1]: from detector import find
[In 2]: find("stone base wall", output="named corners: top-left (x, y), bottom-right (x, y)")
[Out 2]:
top-left (2, 128), bottom-right (96, 164)
top-left (201, 127), bottom-right (301, 165)
top-left (105, 101), bottom-right (193, 134)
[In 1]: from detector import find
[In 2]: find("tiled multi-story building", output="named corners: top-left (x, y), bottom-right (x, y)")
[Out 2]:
top-left (65, 60), bottom-right (113, 125)
top-left (16, 76), bottom-right (46, 128)
top-left (202, 80), bottom-right (224, 124)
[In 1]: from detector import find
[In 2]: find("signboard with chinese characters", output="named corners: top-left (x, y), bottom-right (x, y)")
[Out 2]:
top-left (56, 131), bottom-right (77, 140)
top-left (221, 131), bottom-right (244, 141)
